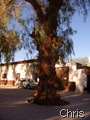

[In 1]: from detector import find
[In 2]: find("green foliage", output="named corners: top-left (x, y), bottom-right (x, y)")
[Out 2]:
top-left (0, 31), bottom-right (20, 63)
top-left (70, 57), bottom-right (89, 65)
top-left (0, 0), bottom-right (23, 63)
top-left (0, 0), bottom-right (90, 63)
top-left (28, 0), bottom-right (90, 62)
top-left (0, 0), bottom-right (21, 29)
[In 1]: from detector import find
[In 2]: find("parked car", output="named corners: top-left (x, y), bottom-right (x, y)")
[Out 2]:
top-left (15, 78), bottom-right (26, 88)
top-left (15, 78), bottom-right (38, 89)
top-left (23, 79), bottom-right (38, 89)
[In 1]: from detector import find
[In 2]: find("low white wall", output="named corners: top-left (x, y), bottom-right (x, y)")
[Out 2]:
top-left (75, 69), bottom-right (87, 93)
top-left (67, 63), bottom-right (87, 93)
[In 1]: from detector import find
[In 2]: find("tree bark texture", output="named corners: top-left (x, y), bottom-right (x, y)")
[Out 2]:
top-left (25, 0), bottom-right (69, 105)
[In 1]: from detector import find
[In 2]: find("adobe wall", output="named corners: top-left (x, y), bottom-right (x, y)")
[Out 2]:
top-left (0, 60), bottom-right (37, 85)
top-left (66, 63), bottom-right (87, 93)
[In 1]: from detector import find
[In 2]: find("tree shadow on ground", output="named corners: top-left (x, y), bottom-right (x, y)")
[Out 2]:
top-left (0, 87), bottom-right (90, 120)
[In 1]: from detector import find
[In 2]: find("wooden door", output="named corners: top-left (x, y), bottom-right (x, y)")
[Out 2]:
top-left (56, 67), bottom-right (69, 90)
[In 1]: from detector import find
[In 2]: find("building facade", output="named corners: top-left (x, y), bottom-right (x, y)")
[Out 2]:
top-left (0, 59), bottom-right (38, 85)
top-left (56, 62), bottom-right (88, 93)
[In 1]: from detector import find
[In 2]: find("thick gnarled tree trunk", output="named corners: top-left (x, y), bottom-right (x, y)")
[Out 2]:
top-left (25, 0), bottom-right (69, 105)
top-left (34, 38), bottom-right (59, 105)
top-left (33, 36), bottom-right (68, 105)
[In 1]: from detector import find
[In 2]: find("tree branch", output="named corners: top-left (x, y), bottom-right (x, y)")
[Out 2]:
top-left (47, 0), bottom-right (64, 15)
top-left (25, 0), bottom-right (45, 23)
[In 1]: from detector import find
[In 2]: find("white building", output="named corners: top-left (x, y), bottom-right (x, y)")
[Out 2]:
top-left (0, 59), bottom-right (88, 93)
top-left (55, 62), bottom-right (87, 93)
top-left (66, 62), bottom-right (87, 93)
top-left (0, 59), bottom-right (37, 85)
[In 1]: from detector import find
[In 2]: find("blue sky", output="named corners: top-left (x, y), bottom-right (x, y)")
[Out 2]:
top-left (15, 12), bottom-right (90, 61)
top-left (71, 12), bottom-right (90, 59)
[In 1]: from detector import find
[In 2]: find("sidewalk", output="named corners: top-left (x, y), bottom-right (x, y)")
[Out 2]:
top-left (0, 85), bottom-right (17, 89)
top-left (0, 85), bottom-right (90, 120)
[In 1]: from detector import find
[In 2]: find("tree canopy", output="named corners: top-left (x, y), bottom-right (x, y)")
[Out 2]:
top-left (0, 0), bottom-right (90, 63)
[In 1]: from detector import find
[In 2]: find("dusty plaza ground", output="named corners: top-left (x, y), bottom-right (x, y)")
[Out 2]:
top-left (0, 85), bottom-right (90, 120)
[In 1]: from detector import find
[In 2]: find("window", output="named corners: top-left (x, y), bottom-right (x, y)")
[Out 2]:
top-left (2, 73), bottom-right (7, 79)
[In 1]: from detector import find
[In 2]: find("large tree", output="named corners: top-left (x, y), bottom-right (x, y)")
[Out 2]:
top-left (0, 0), bottom-right (90, 105)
